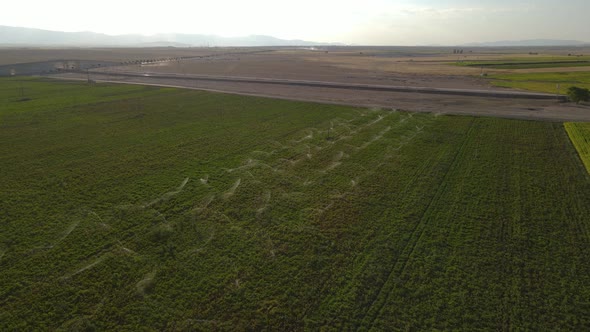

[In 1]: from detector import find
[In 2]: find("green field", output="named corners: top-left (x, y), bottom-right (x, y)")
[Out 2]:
top-left (2, 78), bottom-right (590, 330)
top-left (461, 61), bottom-right (590, 70)
top-left (457, 56), bottom-right (590, 69)
top-left (565, 122), bottom-right (590, 173)
top-left (489, 72), bottom-right (590, 94)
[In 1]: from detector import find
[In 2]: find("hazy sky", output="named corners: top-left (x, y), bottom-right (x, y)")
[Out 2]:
top-left (2, 0), bottom-right (589, 45)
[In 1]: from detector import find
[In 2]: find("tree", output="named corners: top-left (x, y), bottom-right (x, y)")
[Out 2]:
top-left (567, 86), bottom-right (590, 104)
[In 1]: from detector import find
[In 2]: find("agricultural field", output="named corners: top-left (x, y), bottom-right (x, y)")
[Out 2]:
top-left (565, 122), bottom-right (590, 173)
top-left (0, 47), bottom-right (239, 66)
top-left (490, 72), bottom-right (590, 94)
top-left (1, 78), bottom-right (590, 330)
top-left (457, 56), bottom-right (590, 70)
top-left (464, 61), bottom-right (590, 70)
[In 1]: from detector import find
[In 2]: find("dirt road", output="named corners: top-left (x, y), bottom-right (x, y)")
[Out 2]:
top-left (78, 70), bottom-right (566, 100)
top-left (51, 71), bottom-right (590, 122)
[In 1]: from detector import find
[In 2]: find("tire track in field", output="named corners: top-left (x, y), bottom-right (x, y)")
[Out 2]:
top-left (357, 118), bottom-right (476, 331)
top-left (297, 113), bottom-right (413, 221)
top-left (54, 219), bottom-right (81, 246)
top-left (237, 111), bottom-right (389, 185)
top-left (62, 254), bottom-right (110, 279)
top-left (144, 178), bottom-right (189, 208)
top-left (321, 113), bottom-right (441, 328)
top-left (338, 149), bottom-right (445, 330)
top-left (324, 149), bottom-right (442, 330)
top-left (60, 177), bottom-right (191, 280)
top-left (193, 111), bottom-right (398, 232)
top-left (324, 113), bottom-right (441, 329)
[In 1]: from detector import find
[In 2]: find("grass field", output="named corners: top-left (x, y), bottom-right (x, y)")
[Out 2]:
top-left (457, 57), bottom-right (590, 70)
top-left (489, 72), bottom-right (590, 93)
top-left (1, 78), bottom-right (590, 330)
top-left (478, 62), bottom-right (590, 69)
top-left (565, 122), bottom-right (590, 174)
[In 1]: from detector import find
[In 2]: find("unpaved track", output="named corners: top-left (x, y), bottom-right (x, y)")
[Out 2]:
top-left (70, 70), bottom-right (566, 99)
top-left (50, 72), bottom-right (590, 122)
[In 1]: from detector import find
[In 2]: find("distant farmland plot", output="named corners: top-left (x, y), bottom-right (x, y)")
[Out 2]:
top-left (458, 59), bottom-right (590, 70)
top-left (490, 71), bottom-right (590, 93)
top-left (1, 78), bottom-right (590, 330)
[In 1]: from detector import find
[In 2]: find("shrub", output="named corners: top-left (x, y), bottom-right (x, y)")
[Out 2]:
top-left (567, 86), bottom-right (590, 104)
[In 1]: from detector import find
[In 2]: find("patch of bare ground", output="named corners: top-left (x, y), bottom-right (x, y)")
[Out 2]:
top-left (42, 46), bottom-right (590, 122)
top-left (52, 72), bottom-right (590, 122)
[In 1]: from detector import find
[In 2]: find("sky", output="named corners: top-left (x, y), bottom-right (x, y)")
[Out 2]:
top-left (2, 0), bottom-right (589, 45)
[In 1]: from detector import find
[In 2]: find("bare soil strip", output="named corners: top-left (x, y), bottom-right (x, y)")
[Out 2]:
top-left (74, 70), bottom-right (566, 100)
top-left (50, 73), bottom-right (590, 122)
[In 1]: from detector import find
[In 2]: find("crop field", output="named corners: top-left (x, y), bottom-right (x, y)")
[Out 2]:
top-left (0, 47), bottom-right (235, 66)
top-left (457, 56), bottom-right (590, 70)
top-left (1, 78), bottom-right (590, 330)
top-left (461, 61), bottom-right (590, 70)
top-left (490, 72), bottom-right (590, 93)
top-left (565, 122), bottom-right (590, 173)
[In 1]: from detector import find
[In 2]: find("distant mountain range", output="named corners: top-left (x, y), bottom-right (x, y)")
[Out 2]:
top-left (0, 25), bottom-right (332, 47)
top-left (462, 39), bottom-right (588, 47)
top-left (1, 26), bottom-right (587, 48)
